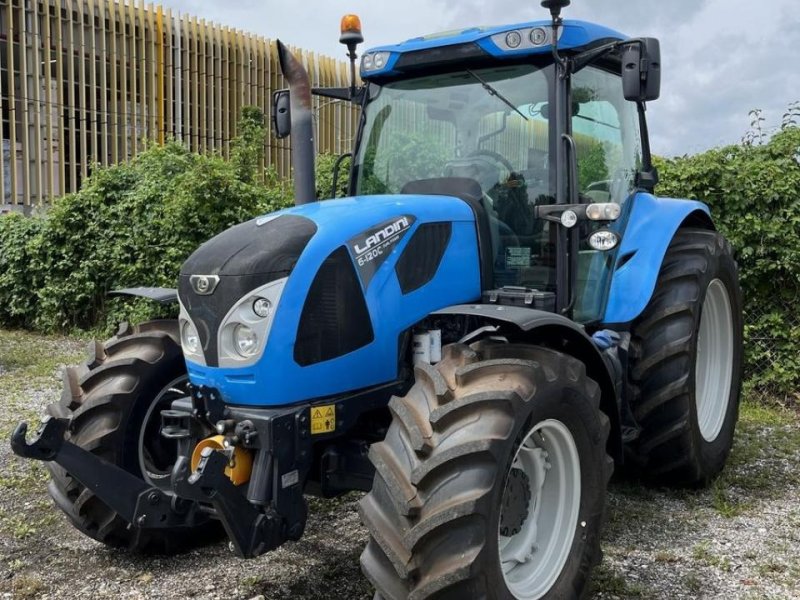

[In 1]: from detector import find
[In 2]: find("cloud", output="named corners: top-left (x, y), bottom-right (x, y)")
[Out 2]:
top-left (155, 0), bottom-right (800, 156)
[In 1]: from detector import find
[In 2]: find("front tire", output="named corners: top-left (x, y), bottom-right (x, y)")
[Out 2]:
top-left (360, 342), bottom-right (613, 600)
top-left (627, 228), bottom-right (743, 485)
top-left (46, 320), bottom-right (221, 553)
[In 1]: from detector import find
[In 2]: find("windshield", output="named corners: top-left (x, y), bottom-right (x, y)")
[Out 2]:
top-left (355, 65), bottom-right (551, 199)
top-left (354, 65), bottom-right (557, 292)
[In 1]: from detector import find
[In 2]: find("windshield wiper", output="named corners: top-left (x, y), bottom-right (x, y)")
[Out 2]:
top-left (466, 70), bottom-right (528, 121)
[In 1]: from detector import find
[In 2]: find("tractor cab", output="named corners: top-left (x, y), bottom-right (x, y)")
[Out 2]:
top-left (353, 34), bottom-right (648, 321)
top-left (277, 14), bottom-right (662, 323)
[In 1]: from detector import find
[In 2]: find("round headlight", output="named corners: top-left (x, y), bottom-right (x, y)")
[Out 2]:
top-left (362, 54), bottom-right (374, 70)
top-left (181, 321), bottom-right (200, 354)
top-left (561, 210), bottom-right (578, 228)
top-left (233, 324), bottom-right (259, 357)
top-left (505, 31), bottom-right (522, 48)
top-left (374, 52), bottom-right (386, 68)
top-left (530, 27), bottom-right (547, 46)
top-left (253, 297), bottom-right (272, 318)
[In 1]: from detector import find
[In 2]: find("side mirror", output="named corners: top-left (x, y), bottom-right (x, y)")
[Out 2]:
top-left (271, 89), bottom-right (291, 139)
top-left (621, 38), bottom-right (661, 102)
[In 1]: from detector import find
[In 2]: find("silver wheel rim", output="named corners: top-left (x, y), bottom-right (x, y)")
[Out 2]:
top-left (695, 278), bottom-right (734, 442)
top-left (499, 419), bottom-right (581, 600)
top-left (138, 375), bottom-right (190, 489)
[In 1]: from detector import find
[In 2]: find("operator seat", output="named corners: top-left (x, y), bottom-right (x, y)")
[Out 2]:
top-left (401, 177), bottom-right (509, 287)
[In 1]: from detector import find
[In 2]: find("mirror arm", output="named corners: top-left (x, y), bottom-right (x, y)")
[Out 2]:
top-left (635, 101), bottom-right (659, 192)
top-left (312, 86), bottom-right (366, 104)
top-left (571, 40), bottom-right (623, 72)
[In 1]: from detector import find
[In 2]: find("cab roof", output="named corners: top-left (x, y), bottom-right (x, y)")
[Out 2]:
top-left (360, 19), bottom-right (627, 79)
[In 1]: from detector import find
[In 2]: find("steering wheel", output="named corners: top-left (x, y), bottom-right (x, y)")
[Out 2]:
top-left (468, 149), bottom-right (515, 174)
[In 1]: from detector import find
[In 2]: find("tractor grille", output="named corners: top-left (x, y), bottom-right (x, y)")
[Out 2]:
top-left (294, 246), bottom-right (374, 366)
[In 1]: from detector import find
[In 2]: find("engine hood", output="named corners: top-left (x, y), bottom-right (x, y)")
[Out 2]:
top-left (180, 194), bottom-right (481, 399)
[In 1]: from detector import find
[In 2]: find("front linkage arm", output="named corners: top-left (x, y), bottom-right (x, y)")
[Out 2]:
top-left (11, 410), bottom-right (306, 559)
top-left (11, 416), bottom-right (204, 529)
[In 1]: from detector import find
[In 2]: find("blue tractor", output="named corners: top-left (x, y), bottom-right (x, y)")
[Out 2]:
top-left (12, 1), bottom-right (743, 597)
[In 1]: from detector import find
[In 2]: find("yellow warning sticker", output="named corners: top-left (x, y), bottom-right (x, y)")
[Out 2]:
top-left (310, 404), bottom-right (336, 435)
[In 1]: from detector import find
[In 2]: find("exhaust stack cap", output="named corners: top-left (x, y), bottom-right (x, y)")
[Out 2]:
top-left (276, 40), bottom-right (316, 205)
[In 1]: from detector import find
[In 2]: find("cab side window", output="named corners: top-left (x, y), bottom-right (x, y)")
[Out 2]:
top-left (571, 66), bottom-right (643, 205)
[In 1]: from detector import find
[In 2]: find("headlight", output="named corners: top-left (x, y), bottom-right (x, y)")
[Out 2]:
top-left (505, 31), bottom-right (522, 48)
top-left (182, 321), bottom-right (200, 354)
top-left (253, 297), bottom-right (272, 318)
top-left (586, 203), bottom-right (621, 221)
top-left (589, 229), bottom-right (620, 251)
top-left (362, 52), bottom-right (390, 72)
top-left (217, 277), bottom-right (287, 367)
top-left (233, 324), bottom-right (259, 357)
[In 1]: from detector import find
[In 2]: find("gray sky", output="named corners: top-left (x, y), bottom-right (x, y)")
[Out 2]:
top-left (160, 0), bottom-right (800, 157)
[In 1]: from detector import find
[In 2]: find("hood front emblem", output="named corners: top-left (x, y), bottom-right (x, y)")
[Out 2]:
top-left (190, 275), bottom-right (220, 295)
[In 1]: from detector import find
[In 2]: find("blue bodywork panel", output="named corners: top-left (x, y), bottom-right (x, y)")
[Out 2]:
top-left (362, 19), bottom-right (626, 79)
top-left (602, 193), bottom-right (711, 324)
top-left (185, 194), bottom-right (481, 406)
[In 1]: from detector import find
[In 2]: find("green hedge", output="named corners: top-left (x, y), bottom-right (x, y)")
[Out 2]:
top-left (1, 109), bottom-right (797, 396)
top-left (654, 126), bottom-right (800, 396)
top-left (0, 107), bottom-right (353, 335)
top-left (0, 109), bottom-right (290, 333)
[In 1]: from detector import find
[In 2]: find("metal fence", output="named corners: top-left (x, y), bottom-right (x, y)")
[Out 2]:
top-left (0, 0), bottom-right (360, 206)
top-left (743, 298), bottom-right (800, 401)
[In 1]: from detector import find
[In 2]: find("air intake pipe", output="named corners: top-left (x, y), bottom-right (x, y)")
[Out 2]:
top-left (276, 40), bottom-right (316, 205)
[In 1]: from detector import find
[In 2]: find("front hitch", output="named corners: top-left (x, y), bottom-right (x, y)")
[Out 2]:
top-left (11, 416), bottom-right (203, 529)
top-left (171, 451), bottom-right (294, 557)
top-left (11, 406), bottom-right (309, 559)
top-left (10, 417), bottom-right (67, 460)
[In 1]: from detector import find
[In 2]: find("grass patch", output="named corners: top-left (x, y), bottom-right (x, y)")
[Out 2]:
top-left (4, 575), bottom-right (46, 599)
top-left (0, 328), bottom-right (85, 435)
top-left (588, 563), bottom-right (647, 597)
top-left (683, 571), bottom-right (703, 595)
top-left (709, 399), bottom-right (800, 517)
top-left (692, 541), bottom-right (732, 572)
top-left (654, 550), bottom-right (681, 564)
top-left (0, 329), bottom-right (86, 376)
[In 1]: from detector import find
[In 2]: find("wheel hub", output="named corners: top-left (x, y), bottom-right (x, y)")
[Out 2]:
top-left (499, 419), bottom-right (582, 600)
top-left (500, 468), bottom-right (532, 536)
top-left (695, 278), bottom-right (734, 442)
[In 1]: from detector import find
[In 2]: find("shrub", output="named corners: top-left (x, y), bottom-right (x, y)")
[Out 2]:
top-left (0, 213), bottom-right (45, 329)
top-left (654, 125), bottom-right (800, 397)
top-left (0, 108), bottom-right (348, 334)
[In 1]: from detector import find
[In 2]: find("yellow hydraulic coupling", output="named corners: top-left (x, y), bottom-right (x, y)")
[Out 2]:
top-left (190, 435), bottom-right (253, 486)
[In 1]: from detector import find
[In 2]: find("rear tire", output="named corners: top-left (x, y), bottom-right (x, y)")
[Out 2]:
top-left (360, 342), bottom-right (613, 600)
top-left (46, 320), bottom-right (221, 553)
top-left (627, 228), bottom-right (743, 486)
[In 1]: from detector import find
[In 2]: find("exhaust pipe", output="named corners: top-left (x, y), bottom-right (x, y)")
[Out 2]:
top-left (277, 40), bottom-right (316, 205)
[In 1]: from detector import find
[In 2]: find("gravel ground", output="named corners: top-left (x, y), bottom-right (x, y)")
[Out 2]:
top-left (1, 329), bottom-right (799, 600)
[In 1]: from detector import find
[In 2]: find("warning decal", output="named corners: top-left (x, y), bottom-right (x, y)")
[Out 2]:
top-left (311, 404), bottom-right (336, 435)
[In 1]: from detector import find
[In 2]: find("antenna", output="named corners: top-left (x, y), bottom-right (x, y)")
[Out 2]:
top-left (541, 0), bottom-right (570, 68)
top-left (540, 0), bottom-right (570, 20)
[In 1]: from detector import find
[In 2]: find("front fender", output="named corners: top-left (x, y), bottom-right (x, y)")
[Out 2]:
top-left (603, 193), bottom-right (711, 325)
top-left (434, 304), bottom-right (623, 461)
